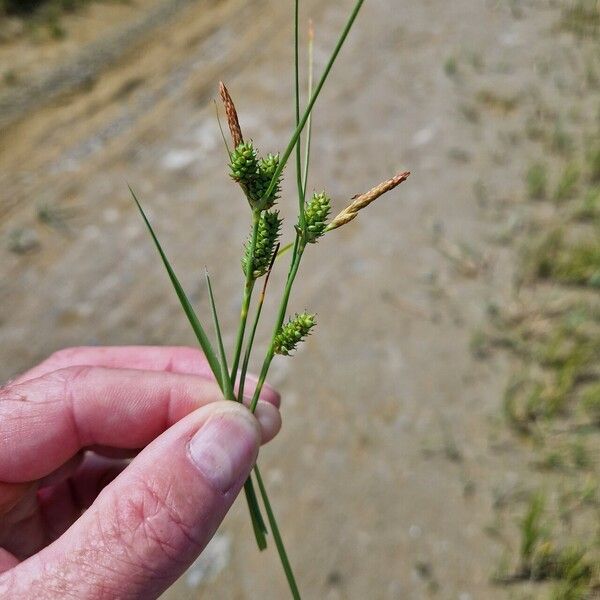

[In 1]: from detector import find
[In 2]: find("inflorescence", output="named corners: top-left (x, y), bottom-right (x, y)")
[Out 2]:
top-left (242, 210), bottom-right (282, 278)
top-left (273, 312), bottom-right (317, 355)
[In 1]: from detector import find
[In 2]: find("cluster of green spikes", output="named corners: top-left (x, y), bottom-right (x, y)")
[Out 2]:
top-left (274, 313), bottom-right (317, 355)
top-left (242, 210), bottom-right (282, 278)
top-left (229, 142), bottom-right (282, 209)
top-left (304, 192), bottom-right (331, 242)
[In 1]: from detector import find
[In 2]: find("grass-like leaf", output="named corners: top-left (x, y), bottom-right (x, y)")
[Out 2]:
top-left (245, 476), bottom-right (268, 547)
top-left (255, 465), bottom-right (301, 599)
top-left (302, 20), bottom-right (315, 195)
top-left (132, 186), bottom-right (268, 548)
top-left (129, 186), bottom-right (223, 389)
top-left (205, 268), bottom-right (270, 546)
top-left (204, 268), bottom-right (233, 401)
top-left (260, 0), bottom-right (366, 205)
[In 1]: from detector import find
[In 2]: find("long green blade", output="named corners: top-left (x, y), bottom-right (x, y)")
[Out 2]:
top-left (204, 268), bottom-right (234, 400)
top-left (129, 186), bottom-right (223, 389)
top-left (294, 0), bottom-right (306, 224)
top-left (206, 262), bottom-right (269, 550)
top-left (260, 0), bottom-right (366, 204)
top-left (245, 477), bottom-right (268, 546)
top-left (302, 19), bottom-right (315, 194)
top-left (255, 465), bottom-right (301, 599)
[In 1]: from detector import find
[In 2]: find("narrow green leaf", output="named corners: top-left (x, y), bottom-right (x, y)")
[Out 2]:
top-left (302, 19), bottom-right (315, 194)
top-left (204, 268), bottom-right (234, 400)
top-left (129, 186), bottom-right (223, 390)
top-left (294, 0), bottom-right (306, 225)
top-left (255, 465), bottom-right (301, 599)
top-left (260, 0), bottom-right (366, 205)
top-left (245, 477), bottom-right (268, 546)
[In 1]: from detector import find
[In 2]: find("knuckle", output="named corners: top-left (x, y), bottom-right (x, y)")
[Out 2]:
top-left (104, 477), bottom-right (202, 568)
top-left (47, 364), bottom-right (95, 386)
top-left (46, 346), bottom-right (85, 368)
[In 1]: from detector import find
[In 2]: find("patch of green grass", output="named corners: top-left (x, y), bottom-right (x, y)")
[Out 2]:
top-left (554, 163), bottom-right (580, 202)
top-left (561, 0), bottom-right (600, 37)
top-left (503, 378), bottom-right (547, 432)
top-left (520, 493), bottom-right (548, 564)
top-left (572, 187), bottom-right (600, 221)
top-left (443, 56), bottom-right (458, 77)
top-left (550, 123), bottom-right (574, 156)
top-left (580, 382), bottom-right (600, 423)
top-left (513, 495), bottom-right (597, 596)
top-left (526, 163), bottom-right (548, 200)
top-left (526, 228), bottom-right (600, 288)
top-left (586, 144), bottom-right (600, 183)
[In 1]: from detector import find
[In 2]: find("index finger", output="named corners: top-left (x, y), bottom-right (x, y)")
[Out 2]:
top-left (0, 365), bottom-right (281, 483)
top-left (10, 346), bottom-right (280, 407)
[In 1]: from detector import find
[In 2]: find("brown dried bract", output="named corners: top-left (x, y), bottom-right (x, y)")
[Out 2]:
top-left (327, 171), bottom-right (410, 231)
top-left (219, 81), bottom-right (243, 148)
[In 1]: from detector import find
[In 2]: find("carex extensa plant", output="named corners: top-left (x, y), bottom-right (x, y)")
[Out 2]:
top-left (130, 1), bottom-right (409, 597)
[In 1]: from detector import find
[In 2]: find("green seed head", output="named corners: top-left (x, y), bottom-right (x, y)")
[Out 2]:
top-left (273, 312), bottom-right (317, 356)
top-left (229, 141), bottom-right (259, 185)
top-left (248, 153), bottom-right (282, 209)
top-left (304, 192), bottom-right (331, 242)
top-left (242, 210), bottom-right (282, 278)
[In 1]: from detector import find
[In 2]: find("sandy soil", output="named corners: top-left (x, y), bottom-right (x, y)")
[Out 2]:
top-left (0, 0), bottom-right (596, 598)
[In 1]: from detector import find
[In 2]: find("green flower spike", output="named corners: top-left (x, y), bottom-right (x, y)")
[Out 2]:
top-left (304, 192), bottom-right (331, 242)
top-left (273, 312), bottom-right (317, 356)
top-left (242, 210), bottom-right (282, 278)
top-left (229, 141), bottom-right (259, 186)
top-left (249, 153), bottom-right (282, 209)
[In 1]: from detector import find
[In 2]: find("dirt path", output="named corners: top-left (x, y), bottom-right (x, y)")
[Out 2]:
top-left (0, 1), bottom-right (594, 598)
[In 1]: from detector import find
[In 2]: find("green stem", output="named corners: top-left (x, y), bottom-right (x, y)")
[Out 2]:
top-left (255, 465), bottom-right (301, 600)
top-left (294, 0), bottom-right (306, 226)
top-left (245, 477), bottom-right (267, 548)
top-left (204, 269), bottom-right (233, 401)
top-left (249, 241), bottom-right (304, 413)
top-left (302, 21), bottom-right (315, 194)
top-left (205, 267), bottom-right (267, 546)
top-left (230, 211), bottom-right (260, 386)
top-left (260, 0), bottom-right (366, 205)
top-left (238, 242), bottom-right (278, 404)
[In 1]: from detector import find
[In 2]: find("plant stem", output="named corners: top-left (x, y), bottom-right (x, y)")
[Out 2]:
top-left (205, 266), bottom-right (268, 546)
top-left (255, 465), bottom-right (301, 600)
top-left (260, 0), bottom-right (366, 204)
top-left (249, 240), bottom-right (305, 413)
top-left (230, 210), bottom-right (260, 386)
top-left (302, 20), bottom-right (315, 195)
top-left (238, 243), bottom-right (279, 404)
top-left (204, 269), bottom-right (233, 401)
top-left (294, 0), bottom-right (306, 226)
top-left (244, 477), bottom-right (267, 548)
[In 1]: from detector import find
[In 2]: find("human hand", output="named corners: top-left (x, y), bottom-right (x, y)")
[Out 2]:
top-left (0, 346), bottom-right (281, 599)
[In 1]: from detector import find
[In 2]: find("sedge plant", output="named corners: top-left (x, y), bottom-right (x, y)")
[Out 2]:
top-left (129, 1), bottom-right (409, 597)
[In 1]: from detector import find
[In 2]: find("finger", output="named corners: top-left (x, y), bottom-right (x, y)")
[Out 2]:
top-left (0, 366), bottom-right (280, 483)
top-left (7, 402), bottom-right (261, 599)
top-left (38, 454), bottom-right (85, 488)
top-left (38, 454), bottom-right (129, 543)
top-left (0, 549), bottom-right (18, 574)
top-left (11, 346), bottom-right (280, 407)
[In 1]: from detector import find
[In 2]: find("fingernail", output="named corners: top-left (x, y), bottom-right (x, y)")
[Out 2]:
top-left (243, 374), bottom-right (280, 407)
top-left (254, 400), bottom-right (282, 443)
top-left (188, 411), bottom-right (259, 494)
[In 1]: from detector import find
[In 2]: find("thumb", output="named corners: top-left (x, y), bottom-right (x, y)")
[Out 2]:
top-left (5, 401), bottom-right (261, 600)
